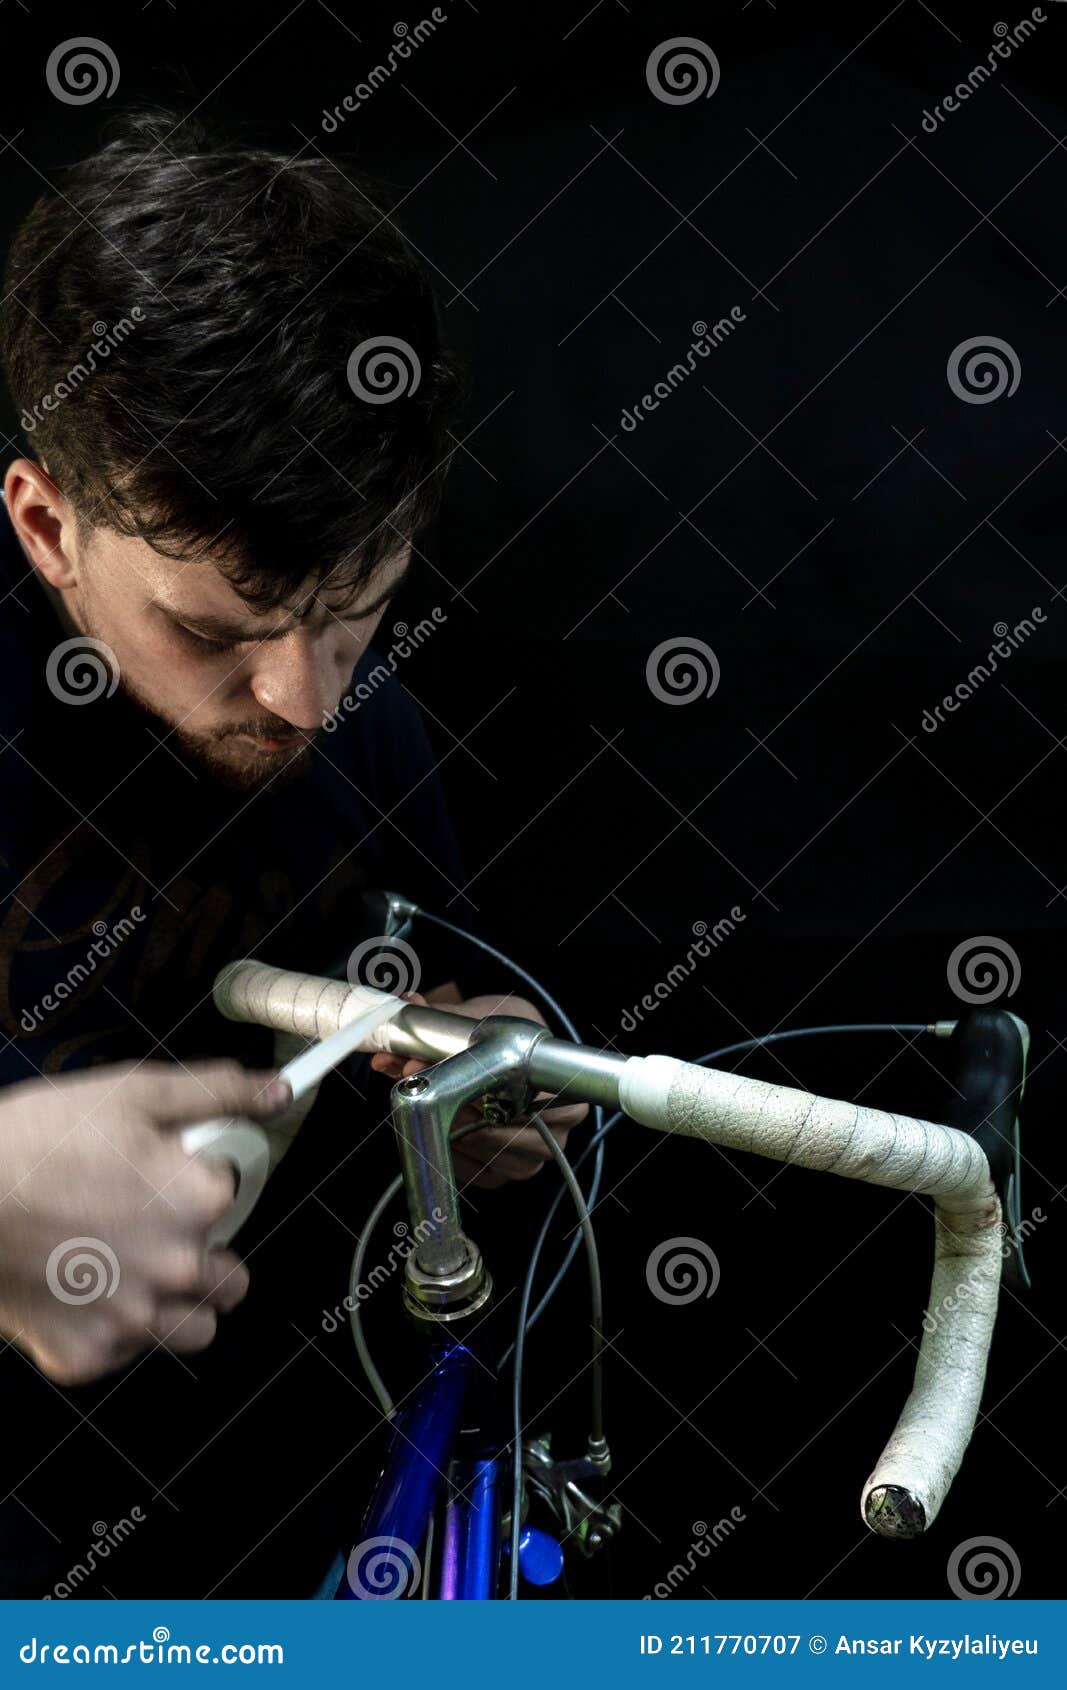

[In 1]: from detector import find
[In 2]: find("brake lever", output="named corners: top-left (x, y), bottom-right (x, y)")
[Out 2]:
top-left (946, 1008), bottom-right (1031, 1292)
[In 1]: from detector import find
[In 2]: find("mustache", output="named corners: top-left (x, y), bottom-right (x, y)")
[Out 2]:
top-left (212, 720), bottom-right (314, 745)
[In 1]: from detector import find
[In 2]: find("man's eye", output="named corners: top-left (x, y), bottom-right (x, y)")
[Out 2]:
top-left (177, 624), bottom-right (238, 654)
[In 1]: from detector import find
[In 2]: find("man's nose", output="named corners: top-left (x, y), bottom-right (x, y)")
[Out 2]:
top-left (248, 632), bottom-right (336, 731)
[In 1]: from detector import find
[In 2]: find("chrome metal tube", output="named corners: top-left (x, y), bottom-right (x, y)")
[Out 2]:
top-left (380, 1002), bottom-right (486, 1063)
top-left (526, 1038), bottom-right (628, 1109)
top-left (382, 1010), bottom-right (628, 1111)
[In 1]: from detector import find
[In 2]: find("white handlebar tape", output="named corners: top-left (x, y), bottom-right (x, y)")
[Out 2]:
top-left (278, 998), bottom-right (409, 1099)
top-left (179, 990), bottom-right (408, 1248)
top-left (859, 1204), bottom-right (1001, 1538)
top-left (619, 1054), bottom-right (1002, 1539)
top-left (212, 959), bottom-right (404, 1049)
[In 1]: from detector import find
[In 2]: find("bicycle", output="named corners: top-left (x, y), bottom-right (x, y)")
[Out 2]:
top-left (180, 891), bottom-right (1032, 1599)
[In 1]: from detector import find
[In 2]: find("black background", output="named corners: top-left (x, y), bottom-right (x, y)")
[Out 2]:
top-left (1, 0), bottom-right (1064, 1600)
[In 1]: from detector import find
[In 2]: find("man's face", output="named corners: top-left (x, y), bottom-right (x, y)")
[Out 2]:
top-left (62, 521), bottom-right (410, 793)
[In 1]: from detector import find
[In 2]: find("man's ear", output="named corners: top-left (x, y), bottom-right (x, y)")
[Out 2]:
top-left (2, 458), bottom-right (82, 590)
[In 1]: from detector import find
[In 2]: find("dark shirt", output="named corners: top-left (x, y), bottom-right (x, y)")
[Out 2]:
top-left (0, 498), bottom-right (466, 1596)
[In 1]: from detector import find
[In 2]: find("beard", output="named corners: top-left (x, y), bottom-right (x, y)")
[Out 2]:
top-left (120, 673), bottom-right (319, 792)
top-left (92, 656), bottom-right (317, 794)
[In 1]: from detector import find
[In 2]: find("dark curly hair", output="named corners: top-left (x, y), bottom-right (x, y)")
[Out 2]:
top-left (0, 106), bottom-right (464, 610)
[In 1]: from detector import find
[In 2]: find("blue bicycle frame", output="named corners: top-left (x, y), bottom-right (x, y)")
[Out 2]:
top-left (333, 1342), bottom-right (501, 1600)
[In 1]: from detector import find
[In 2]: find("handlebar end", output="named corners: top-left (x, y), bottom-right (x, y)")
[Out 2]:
top-left (863, 1484), bottom-right (927, 1541)
top-left (947, 1008), bottom-right (1031, 1294)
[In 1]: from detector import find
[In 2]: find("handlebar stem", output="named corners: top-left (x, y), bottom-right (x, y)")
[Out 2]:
top-left (392, 1016), bottom-right (552, 1318)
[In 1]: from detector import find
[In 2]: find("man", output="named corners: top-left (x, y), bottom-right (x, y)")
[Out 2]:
top-left (0, 104), bottom-right (584, 1595)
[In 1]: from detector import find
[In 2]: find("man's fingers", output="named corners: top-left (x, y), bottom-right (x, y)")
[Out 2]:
top-left (150, 1301), bottom-right (219, 1353)
top-left (150, 1144), bottom-right (238, 1230)
top-left (452, 1122), bottom-right (570, 1176)
top-left (459, 1153), bottom-right (545, 1184)
top-left (132, 1060), bottom-right (291, 1126)
top-left (466, 1123), bottom-right (570, 1156)
top-left (370, 1053), bottom-right (429, 1081)
top-left (198, 1248), bottom-right (250, 1313)
top-left (535, 1103), bottom-right (588, 1130)
top-left (369, 1053), bottom-right (590, 1122)
top-left (150, 1252), bottom-right (248, 1350)
top-left (455, 1159), bottom-right (508, 1190)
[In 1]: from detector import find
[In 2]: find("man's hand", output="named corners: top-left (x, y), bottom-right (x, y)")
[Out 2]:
top-left (370, 993), bottom-right (588, 1188)
top-left (0, 1060), bottom-right (290, 1385)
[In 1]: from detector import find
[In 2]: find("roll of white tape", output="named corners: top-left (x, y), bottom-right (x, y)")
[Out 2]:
top-left (177, 1000), bottom-right (404, 1245)
top-left (179, 1117), bottom-right (272, 1247)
